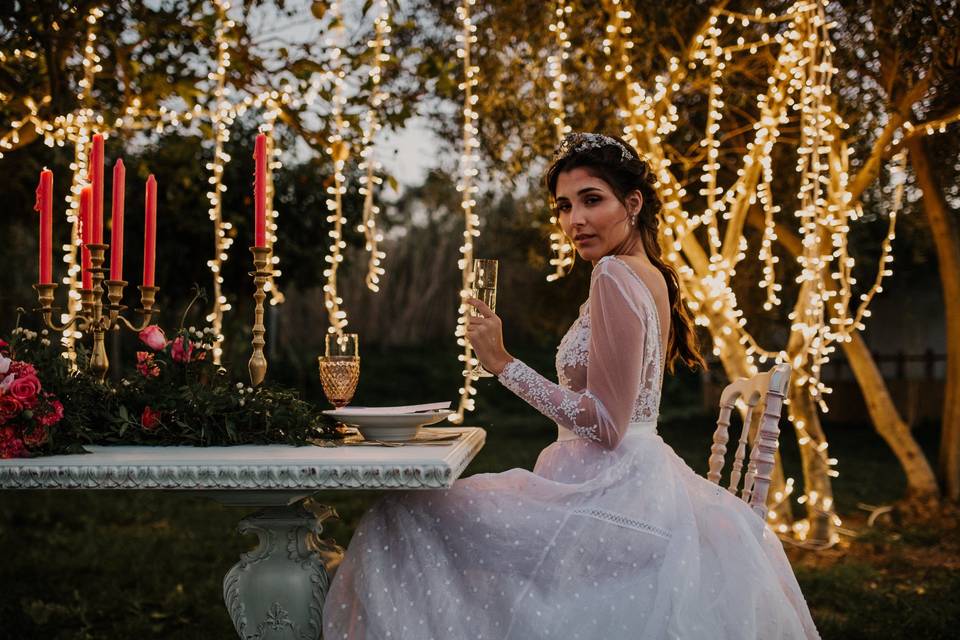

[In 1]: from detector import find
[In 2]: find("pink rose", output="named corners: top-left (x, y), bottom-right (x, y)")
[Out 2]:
top-left (139, 325), bottom-right (167, 351)
top-left (37, 395), bottom-right (63, 427)
top-left (9, 374), bottom-right (41, 407)
top-left (141, 406), bottom-right (162, 431)
top-left (0, 395), bottom-right (21, 422)
top-left (0, 426), bottom-right (27, 459)
top-left (136, 351), bottom-right (160, 378)
top-left (170, 337), bottom-right (194, 363)
top-left (23, 424), bottom-right (48, 447)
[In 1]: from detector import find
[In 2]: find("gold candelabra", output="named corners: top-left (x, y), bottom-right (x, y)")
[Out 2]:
top-left (33, 243), bottom-right (159, 381)
top-left (33, 243), bottom-right (271, 385)
top-left (248, 246), bottom-right (273, 387)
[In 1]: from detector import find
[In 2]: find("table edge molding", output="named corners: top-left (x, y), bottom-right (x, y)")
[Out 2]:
top-left (1, 463), bottom-right (451, 489)
top-left (0, 429), bottom-right (487, 491)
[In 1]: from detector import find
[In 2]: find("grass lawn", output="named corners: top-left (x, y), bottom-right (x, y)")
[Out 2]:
top-left (1, 347), bottom-right (958, 638)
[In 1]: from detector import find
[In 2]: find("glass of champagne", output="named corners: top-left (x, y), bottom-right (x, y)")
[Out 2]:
top-left (319, 333), bottom-right (360, 434)
top-left (468, 259), bottom-right (499, 379)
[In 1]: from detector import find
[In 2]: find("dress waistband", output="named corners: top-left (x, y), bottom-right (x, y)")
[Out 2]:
top-left (557, 420), bottom-right (658, 442)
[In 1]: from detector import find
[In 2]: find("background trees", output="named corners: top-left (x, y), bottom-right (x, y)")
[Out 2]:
top-left (1, 0), bottom-right (958, 531)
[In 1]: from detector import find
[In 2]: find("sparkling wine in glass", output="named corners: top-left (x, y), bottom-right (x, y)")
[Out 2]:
top-left (469, 259), bottom-right (498, 379)
top-left (319, 333), bottom-right (360, 433)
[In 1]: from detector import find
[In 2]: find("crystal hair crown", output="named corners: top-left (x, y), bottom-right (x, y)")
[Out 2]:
top-left (553, 132), bottom-right (635, 164)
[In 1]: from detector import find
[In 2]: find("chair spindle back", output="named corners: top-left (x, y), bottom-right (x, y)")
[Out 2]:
top-left (706, 364), bottom-right (792, 522)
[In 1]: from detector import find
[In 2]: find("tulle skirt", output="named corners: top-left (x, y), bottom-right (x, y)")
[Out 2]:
top-left (322, 426), bottom-right (819, 639)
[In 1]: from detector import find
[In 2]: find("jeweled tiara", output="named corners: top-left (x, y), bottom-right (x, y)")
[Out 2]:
top-left (552, 132), bottom-right (635, 164)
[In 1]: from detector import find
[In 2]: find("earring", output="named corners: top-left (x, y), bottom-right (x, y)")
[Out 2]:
top-left (630, 211), bottom-right (638, 227)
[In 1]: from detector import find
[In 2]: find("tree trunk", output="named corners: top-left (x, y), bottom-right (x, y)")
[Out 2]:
top-left (843, 332), bottom-right (940, 500)
top-left (787, 384), bottom-right (836, 544)
top-left (783, 279), bottom-right (836, 543)
top-left (907, 137), bottom-right (960, 501)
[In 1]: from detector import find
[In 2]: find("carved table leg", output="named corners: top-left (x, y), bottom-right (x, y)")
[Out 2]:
top-left (224, 501), bottom-right (342, 640)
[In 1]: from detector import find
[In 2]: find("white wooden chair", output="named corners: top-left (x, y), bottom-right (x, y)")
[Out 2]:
top-left (706, 363), bottom-right (792, 522)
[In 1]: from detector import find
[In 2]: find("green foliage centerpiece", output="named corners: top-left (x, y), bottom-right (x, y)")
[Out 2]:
top-left (1, 291), bottom-right (334, 458)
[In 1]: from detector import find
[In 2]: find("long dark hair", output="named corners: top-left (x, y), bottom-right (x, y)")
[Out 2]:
top-left (546, 135), bottom-right (706, 372)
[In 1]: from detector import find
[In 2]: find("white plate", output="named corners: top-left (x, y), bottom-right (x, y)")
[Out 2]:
top-left (322, 409), bottom-right (455, 441)
top-left (329, 402), bottom-right (451, 416)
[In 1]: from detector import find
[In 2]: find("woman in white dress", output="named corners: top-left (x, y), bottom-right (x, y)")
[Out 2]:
top-left (322, 132), bottom-right (820, 639)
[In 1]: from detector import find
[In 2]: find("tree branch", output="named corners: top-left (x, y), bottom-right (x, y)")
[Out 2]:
top-left (889, 103), bottom-right (960, 154)
top-left (847, 73), bottom-right (932, 204)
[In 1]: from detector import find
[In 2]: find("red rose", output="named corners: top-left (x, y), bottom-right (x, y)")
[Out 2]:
top-left (9, 374), bottom-right (42, 407)
top-left (9, 361), bottom-right (36, 378)
top-left (139, 325), bottom-right (167, 351)
top-left (0, 339), bottom-right (8, 349)
top-left (0, 395), bottom-right (21, 422)
top-left (37, 395), bottom-right (63, 427)
top-left (141, 406), bottom-right (162, 431)
top-left (23, 424), bottom-right (48, 447)
top-left (0, 425), bottom-right (27, 459)
top-left (170, 337), bottom-right (194, 363)
top-left (136, 351), bottom-right (160, 378)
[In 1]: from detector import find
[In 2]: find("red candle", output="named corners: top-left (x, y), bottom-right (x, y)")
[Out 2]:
top-left (143, 174), bottom-right (157, 287)
top-left (34, 168), bottom-right (53, 284)
top-left (110, 159), bottom-right (126, 281)
top-left (80, 186), bottom-right (93, 290)
top-left (253, 133), bottom-right (267, 247)
top-left (90, 133), bottom-right (104, 244)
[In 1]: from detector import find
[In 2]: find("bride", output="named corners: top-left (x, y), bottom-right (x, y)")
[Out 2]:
top-left (322, 132), bottom-right (820, 639)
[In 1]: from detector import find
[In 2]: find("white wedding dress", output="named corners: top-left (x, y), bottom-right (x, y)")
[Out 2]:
top-left (323, 256), bottom-right (820, 639)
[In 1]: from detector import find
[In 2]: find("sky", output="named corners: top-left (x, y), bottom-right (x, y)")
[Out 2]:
top-left (242, 0), bottom-right (448, 190)
top-left (375, 116), bottom-right (447, 189)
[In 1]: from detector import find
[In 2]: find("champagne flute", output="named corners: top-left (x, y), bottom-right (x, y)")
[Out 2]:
top-left (319, 333), bottom-right (360, 434)
top-left (468, 259), bottom-right (498, 379)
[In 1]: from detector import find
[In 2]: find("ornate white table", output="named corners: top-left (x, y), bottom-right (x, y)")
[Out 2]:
top-left (0, 427), bottom-right (486, 639)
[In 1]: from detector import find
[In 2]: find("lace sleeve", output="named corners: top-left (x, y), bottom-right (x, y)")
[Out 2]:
top-left (497, 258), bottom-right (649, 449)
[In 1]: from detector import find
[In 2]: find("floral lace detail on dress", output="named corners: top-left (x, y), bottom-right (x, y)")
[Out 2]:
top-left (498, 360), bottom-right (600, 441)
top-left (571, 390), bottom-right (600, 441)
top-left (556, 309), bottom-right (590, 388)
top-left (560, 393), bottom-right (586, 425)
top-left (499, 360), bottom-right (570, 428)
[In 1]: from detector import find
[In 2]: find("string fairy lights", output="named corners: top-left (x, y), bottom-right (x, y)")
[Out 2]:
top-left (452, 0), bottom-right (482, 425)
top-left (356, 0), bottom-right (391, 293)
top-left (589, 0), bottom-right (920, 545)
top-left (203, 0), bottom-right (236, 363)
top-left (262, 103), bottom-right (285, 306)
top-left (5, 0), bottom-right (954, 535)
top-left (63, 6), bottom-right (104, 357)
top-left (321, 0), bottom-right (351, 336)
top-left (447, 3), bottom-right (941, 510)
top-left (545, 0), bottom-right (575, 282)
top-left (4, 0), bottom-right (408, 368)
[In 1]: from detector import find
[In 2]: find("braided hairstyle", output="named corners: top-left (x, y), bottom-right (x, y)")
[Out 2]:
top-left (546, 135), bottom-right (706, 372)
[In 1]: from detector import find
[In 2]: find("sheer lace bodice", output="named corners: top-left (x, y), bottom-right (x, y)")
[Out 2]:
top-left (498, 255), bottom-right (665, 448)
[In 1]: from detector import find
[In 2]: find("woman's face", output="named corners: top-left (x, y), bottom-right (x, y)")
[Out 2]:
top-left (554, 167), bottom-right (640, 263)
